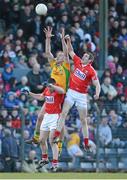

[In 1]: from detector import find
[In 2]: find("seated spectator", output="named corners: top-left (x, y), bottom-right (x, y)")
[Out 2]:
top-left (1, 128), bottom-right (19, 172)
top-left (0, 109), bottom-right (11, 126)
top-left (3, 91), bottom-right (21, 109)
top-left (103, 93), bottom-right (118, 114)
top-left (22, 150), bottom-right (38, 173)
top-left (2, 64), bottom-right (14, 84)
top-left (117, 94), bottom-right (127, 115)
top-left (98, 116), bottom-right (112, 147)
top-left (100, 68), bottom-right (111, 83)
top-left (101, 77), bottom-right (117, 99)
top-left (106, 55), bottom-right (116, 74)
top-left (112, 65), bottom-right (125, 86)
top-left (11, 109), bottom-right (21, 129)
top-left (66, 128), bottom-right (83, 168)
top-left (108, 109), bottom-right (123, 126)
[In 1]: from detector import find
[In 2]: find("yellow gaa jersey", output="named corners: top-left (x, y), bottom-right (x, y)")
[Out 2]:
top-left (67, 133), bottom-right (80, 148)
top-left (50, 60), bottom-right (70, 92)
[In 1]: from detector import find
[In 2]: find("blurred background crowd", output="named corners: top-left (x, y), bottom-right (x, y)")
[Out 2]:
top-left (0, 0), bottom-right (127, 172)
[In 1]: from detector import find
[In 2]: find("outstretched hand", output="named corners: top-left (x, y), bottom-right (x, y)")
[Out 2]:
top-left (64, 34), bottom-right (71, 41)
top-left (43, 26), bottom-right (54, 38)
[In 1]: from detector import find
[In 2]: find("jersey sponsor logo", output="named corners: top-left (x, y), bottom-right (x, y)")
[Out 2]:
top-left (74, 68), bottom-right (86, 80)
top-left (45, 96), bottom-right (54, 103)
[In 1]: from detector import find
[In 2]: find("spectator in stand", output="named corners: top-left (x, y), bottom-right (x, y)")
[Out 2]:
top-left (22, 150), bottom-right (38, 173)
top-left (27, 63), bottom-right (43, 93)
top-left (119, 40), bottom-right (127, 69)
top-left (1, 128), bottom-right (19, 172)
top-left (106, 55), bottom-right (116, 75)
top-left (103, 93), bottom-right (118, 114)
top-left (112, 65), bottom-right (125, 86)
top-left (117, 94), bottom-right (127, 115)
top-left (100, 69), bottom-right (111, 83)
top-left (17, 76), bottom-right (29, 90)
top-left (11, 109), bottom-right (21, 130)
top-left (2, 64), bottom-right (14, 84)
top-left (98, 116), bottom-right (112, 147)
top-left (101, 77), bottom-right (117, 99)
top-left (3, 91), bottom-right (21, 110)
top-left (0, 109), bottom-right (11, 126)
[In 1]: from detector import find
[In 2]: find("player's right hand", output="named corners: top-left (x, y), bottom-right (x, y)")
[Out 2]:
top-left (43, 26), bottom-right (54, 38)
top-left (64, 34), bottom-right (70, 41)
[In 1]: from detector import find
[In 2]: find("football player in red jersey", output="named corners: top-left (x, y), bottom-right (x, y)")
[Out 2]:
top-left (53, 35), bottom-right (101, 150)
top-left (26, 78), bottom-right (65, 172)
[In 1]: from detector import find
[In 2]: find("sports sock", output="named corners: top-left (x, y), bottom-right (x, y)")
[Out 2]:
top-left (52, 159), bottom-right (58, 167)
top-left (58, 141), bottom-right (63, 155)
top-left (34, 131), bottom-right (40, 141)
top-left (42, 154), bottom-right (48, 161)
top-left (54, 130), bottom-right (60, 138)
top-left (84, 138), bottom-right (89, 146)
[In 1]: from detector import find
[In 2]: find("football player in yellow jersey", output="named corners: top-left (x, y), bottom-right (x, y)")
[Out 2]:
top-left (26, 27), bottom-right (70, 156)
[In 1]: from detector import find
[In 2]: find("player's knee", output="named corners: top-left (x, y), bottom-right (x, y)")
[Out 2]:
top-left (39, 137), bottom-right (45, 144)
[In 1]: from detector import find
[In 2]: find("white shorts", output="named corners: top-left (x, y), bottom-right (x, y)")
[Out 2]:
top-left (67, 144), bottom-right (83, 157)
top-left (65, 89), bottom-right (87, 108)
top-left (40, 113), bottom-right (60, 131)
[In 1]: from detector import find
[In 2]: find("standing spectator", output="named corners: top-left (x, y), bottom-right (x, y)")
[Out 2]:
top-left (1, 128), bottom-right (19, 172)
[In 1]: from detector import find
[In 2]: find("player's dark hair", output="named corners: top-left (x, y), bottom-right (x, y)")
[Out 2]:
top-left (84, 51), bottom-right (94, 61)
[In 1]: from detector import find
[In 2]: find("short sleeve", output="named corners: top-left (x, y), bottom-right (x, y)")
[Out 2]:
top-left (91, 68), bottom-right (98, 81)
top-left (62, 61), bottom-right (70, 71)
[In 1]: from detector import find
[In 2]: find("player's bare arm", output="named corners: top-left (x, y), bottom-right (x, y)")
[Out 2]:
top-left (29, 92), bottom-right (44, 100)
top-left (64, 35), bottom-right (75, 59)
top-left (61, 28), bottom-right (69, 62)
top-left (92, 79), bottom-right (101, 100)
top-left (48, 84), bottom-right (65, 94)
top-left (44, 26), bottom-right (54, 62)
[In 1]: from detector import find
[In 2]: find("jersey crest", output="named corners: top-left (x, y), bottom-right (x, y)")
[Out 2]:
top-left (74, 68), bottom-right (86, 80)
top-left (45, 96), bottom-right (54, 104)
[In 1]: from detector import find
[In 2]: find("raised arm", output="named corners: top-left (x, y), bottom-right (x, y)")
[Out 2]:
top-left (61, 28), bottom-right (69, 63)
top-left (44, 26), bottom-right (54, 62)
top-left (64, 35), bottom-right (75, 59)
top-left (92, 78), bottom-right (101, 100)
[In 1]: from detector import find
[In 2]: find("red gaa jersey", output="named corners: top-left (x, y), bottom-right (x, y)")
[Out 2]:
top-left (42, 87), bottom-right (64, 114)
top-left (69, 55), bottom-right (98, 93)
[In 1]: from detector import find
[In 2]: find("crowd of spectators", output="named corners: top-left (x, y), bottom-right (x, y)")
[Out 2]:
top-left (0, 0), bottom-right (127, 172)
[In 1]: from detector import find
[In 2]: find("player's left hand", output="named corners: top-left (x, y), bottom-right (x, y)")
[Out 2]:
top-left (93, 94), bottom-right (99, 100)
top-left (21, 87), bottom-right (30, 95)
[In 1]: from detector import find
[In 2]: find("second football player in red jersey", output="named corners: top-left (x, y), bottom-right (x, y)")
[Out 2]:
top-left (53, 35), bottom-right (101, 150)
top-left (25, 78), bottom-right (65, 172)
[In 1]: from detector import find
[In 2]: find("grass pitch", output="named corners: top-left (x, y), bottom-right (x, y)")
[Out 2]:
top-left (0, 172), bottom-right (127, 179)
